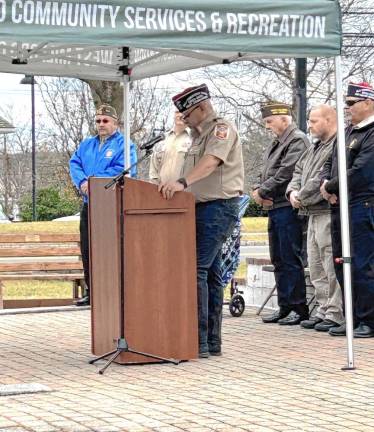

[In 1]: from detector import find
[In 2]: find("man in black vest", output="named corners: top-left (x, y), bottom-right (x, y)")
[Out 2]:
top-left (320, 82), bottom-right (374, 337)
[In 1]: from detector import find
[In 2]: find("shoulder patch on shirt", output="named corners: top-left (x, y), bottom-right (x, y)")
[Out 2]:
top-left (214, 124), bottom-right (229, 140)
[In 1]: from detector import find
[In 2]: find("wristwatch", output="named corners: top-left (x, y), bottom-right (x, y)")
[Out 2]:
top-left (177, 177), bottom-right (188, 189)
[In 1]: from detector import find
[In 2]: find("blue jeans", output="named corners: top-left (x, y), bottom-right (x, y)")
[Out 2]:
top-left (352, 202), bottom-right (374, 327)
top-left (268, 206), bottom-right (306, 309)
top-left (331, 202), bottom-right (374, 327)
top-left (196, 198), bottom-right (239, 353)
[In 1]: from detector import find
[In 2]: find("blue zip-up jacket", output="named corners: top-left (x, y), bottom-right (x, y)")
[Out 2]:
top-left (70, 131), bottom-right (137, 202)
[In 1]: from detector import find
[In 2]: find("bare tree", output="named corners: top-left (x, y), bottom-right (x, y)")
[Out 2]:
top-left (0, 105), bottom-right (47, 216)
top-left (38, 77), bottom-right (173, 182)
top-left (181, 0), bottom-right (374, 191)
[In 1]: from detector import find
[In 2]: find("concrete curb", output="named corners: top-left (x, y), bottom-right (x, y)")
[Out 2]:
top-left (0, 305), bottom-right (90, 316)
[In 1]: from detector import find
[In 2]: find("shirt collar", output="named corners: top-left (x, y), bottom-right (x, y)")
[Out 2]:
top-left (278, 124), bottom-right (296, 144)
top-left (321, 133), bottom-right (337, 145)
top-left (96, 130), bottom-right (119, 143)
top-left (353, 114), bottom-right (374, 130)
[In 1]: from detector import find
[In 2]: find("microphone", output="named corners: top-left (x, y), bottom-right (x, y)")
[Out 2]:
top-left (140, 133), bottom-right (165, 151)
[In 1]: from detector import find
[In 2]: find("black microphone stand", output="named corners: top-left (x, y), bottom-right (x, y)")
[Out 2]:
top-left (89, 148), bottom-right (180, 374)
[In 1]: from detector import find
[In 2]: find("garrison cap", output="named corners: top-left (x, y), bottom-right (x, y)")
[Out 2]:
top-left (95, 104), bottom-right (118, 120)
top-left (172, 84), bottom-right (210, 113)
top-left (346, 82), bottom-right (374, 101)
top-left (261, 102), bottom-right (292, 119)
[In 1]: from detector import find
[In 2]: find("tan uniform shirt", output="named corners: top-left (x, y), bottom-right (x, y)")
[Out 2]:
top-left (149, 130), bottom-right (191, 184)
top-left (182, 113), bottom-right (244, 203)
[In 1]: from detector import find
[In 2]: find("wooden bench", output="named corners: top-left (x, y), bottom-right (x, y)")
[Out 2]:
top-left (0, 233), bottom-right (85, 309)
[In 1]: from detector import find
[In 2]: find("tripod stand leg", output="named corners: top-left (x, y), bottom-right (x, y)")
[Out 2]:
top-left (98, 350), bottom-right (123, 375)
top-left (89, 349), bottom-right (117, 365)
top-left (128, 348), bottom-right (180, 365)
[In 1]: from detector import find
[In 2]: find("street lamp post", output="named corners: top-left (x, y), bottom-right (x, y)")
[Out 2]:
top-left (20, 75), bottom-right (37, 221)
top-left (0, 116), bottom-right (16, 218)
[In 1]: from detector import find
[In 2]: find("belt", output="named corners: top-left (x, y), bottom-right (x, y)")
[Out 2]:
top-left (195, 197), bottom-right (240, 207)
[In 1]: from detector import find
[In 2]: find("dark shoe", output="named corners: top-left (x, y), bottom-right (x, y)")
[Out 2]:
top-left (199, 351), bottom-right (210, 359)
top-left (262, 308), bottom-right (291, 323)
top-left (293, 303), bottom-right (309, 320)
top-left (329, 323), bottom-right (346, 336)
top-left (315, 319), bottom-right (340, 332)
top-left (300, 317), bottom-right (323, 329)
top-left (208, 345), bottom-right (221, 356)
top-left (278, 312), bottom-right (302, 326)
top-left (354, 323), bottom-right (374, 338)
top-left (75, 295), bottom-right (90, 306)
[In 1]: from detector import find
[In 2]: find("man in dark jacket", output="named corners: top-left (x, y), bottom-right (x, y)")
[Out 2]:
top-left (320, 82), bottom-right (374, 338)
top-left (253, 102), bottom-right (310, 325)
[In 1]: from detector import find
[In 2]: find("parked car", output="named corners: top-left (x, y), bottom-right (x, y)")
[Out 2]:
top-left (0, 208), bottom-right (11, 223)
top-left (52, 213), bottom-right (80, 221)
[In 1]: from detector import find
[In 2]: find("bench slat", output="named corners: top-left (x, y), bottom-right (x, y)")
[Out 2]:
top-left (0, 273), bottom-right (84, 280)
top-left (0, 233), bottom-right (80, 243)
top-left (3, 299), bottom-right (75, 308)
top-left (0, 262), bottom-right (83, 272)
top-left (0, 247), bottom-right (81, 257)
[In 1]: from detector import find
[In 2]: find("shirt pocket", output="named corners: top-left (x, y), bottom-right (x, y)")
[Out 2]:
top-left (188, 145), bottom-right (201, 162)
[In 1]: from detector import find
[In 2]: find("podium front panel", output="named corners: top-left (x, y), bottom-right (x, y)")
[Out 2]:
top-left (89, 177), bottom-right (198, 363)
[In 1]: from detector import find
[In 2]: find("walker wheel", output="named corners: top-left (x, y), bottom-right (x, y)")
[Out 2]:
top-left (229, 295), bottom-right (245, 317)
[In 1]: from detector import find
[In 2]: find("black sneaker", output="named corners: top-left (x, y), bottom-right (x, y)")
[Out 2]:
top-left (314, 319), bottom-right (340, 332)
top-left (75, 295), bottom-right (90, 306)
top-left (262, 308), bottom-right (291, 323)
top-left (209, 347), bottom-right (222, 356)
top-left (328, 323), bottom-right (346, 336)
top-left (300, 317), bottom-right (323, 329)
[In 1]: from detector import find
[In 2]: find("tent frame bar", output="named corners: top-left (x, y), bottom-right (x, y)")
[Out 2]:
top-left (334, 55), bottom-right (355, 370)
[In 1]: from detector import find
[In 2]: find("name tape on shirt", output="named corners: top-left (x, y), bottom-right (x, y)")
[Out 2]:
top-left (214, 124), bottom-right (230, 140)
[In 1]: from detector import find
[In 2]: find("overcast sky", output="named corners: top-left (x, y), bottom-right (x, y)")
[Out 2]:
top-left (0, 72), bottom-right (45, 127)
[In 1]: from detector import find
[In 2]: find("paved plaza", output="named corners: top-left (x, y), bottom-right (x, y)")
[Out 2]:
top-left (1, 307), bottom-right (374, 432)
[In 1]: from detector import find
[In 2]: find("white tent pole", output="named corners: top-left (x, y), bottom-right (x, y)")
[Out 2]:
top-left (334, 56), bottom-right (355, 370)
top-left (123, 74), bottom-right (130, 170)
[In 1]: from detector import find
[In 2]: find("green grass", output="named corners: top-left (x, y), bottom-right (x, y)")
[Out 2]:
top-left (1, 221), bottom-right (80, 300)
top-left (241, 217), bottom-right (267, 233)
top-left (0, 221), bottom-right (79, 234)
top-left (0, 218), bottom-right (266, 235)
top-left (3, 280), bottom-right (75, 299)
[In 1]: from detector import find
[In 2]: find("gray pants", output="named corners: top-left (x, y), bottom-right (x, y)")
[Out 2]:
top-left (307, 213), bottom-right (344, 324)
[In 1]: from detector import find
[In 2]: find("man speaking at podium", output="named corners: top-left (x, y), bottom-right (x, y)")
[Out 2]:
top-left (70, 104), bottom-right (137, 306)
top-left (159, 84), bottom-right (244, 358)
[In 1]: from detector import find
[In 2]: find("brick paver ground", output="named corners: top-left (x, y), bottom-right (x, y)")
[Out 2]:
top-left (1, 307), bottom-right (374, 432)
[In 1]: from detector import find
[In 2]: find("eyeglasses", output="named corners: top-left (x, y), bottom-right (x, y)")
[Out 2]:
top-left (96, 118), bottom-right (109, 124)
top-left (182, 105), bottom-right (200, 120)
top-left (345, 99), bottom-right (364, 107)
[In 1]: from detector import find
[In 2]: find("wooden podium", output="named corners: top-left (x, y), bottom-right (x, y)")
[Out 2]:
top-left (88, 177), bottom-right (198, 364)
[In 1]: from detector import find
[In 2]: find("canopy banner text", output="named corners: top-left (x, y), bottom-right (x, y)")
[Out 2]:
top-left (0, 0), bottom-right (341, 55)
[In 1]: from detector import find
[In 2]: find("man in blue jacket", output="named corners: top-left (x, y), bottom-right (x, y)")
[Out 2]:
top-left (70, 104), bottom-right (137, 306)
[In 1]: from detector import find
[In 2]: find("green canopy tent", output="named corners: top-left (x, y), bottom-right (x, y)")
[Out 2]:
top-left (0, 0), bottom-right (355, 368)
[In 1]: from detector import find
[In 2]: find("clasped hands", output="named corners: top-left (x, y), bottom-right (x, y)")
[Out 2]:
top-left (320, 180), bottom-right (338, 205)
top-left (251, 189), bottom-right (273, 207)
